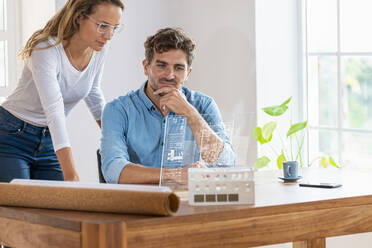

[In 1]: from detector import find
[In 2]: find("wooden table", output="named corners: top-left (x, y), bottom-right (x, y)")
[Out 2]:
top-left (1, 168), bottom-right (372, 248)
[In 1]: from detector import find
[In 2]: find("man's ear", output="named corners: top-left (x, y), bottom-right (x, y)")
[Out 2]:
top-left (142, 59), bottom-right (149, 76)
top-left (185, 67), bottom-right (192, 81)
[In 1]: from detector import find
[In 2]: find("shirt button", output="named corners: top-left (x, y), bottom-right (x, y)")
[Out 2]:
top-left (161, 142), bottom-right (164, 146)
top-left (163, 120), bottom-right (166, 123)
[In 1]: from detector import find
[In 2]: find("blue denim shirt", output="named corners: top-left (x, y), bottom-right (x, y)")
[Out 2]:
top-left (100, 83), bottom-right (235, 183)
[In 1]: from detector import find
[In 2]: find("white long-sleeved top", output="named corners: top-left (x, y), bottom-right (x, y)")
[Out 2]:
top-left (2, 37), bottom-right (106, 151)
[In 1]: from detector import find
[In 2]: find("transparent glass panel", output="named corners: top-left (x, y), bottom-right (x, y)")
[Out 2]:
top-left (340, 0), bottom-right (372, 52)
top-left (341, 56), bottom-right (372, 129)
top-left (307, 0), bottom-right (337, 52)
top-left (0, 0), bottom-right (4, 31)
top-left (0, 40), bottom-right (7, 87)
top-left (308, 129), bottom-right (338, 168)
top-left (160, 113), bottom-right (256, 189)
top-left (342, 132), bottom-right (372, 168)
top-left (308, 56), bottom-right (337, 127)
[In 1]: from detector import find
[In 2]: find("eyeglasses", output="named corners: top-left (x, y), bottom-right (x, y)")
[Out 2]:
top-left (85, 15), bottom-right (123, 35)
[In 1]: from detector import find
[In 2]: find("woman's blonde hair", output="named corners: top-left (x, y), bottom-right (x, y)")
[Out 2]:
top-left (19, 0), bottom-right (124, 60)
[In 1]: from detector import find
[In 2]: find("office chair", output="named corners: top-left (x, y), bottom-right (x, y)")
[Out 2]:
top-left (96, 149), bottom-right (106, 183)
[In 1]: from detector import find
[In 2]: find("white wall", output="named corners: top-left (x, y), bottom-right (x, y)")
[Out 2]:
top-left (67, 0), bottom-right (257, 182)
top-left (21, 0), bottom-right (55, 46)
top-left (255, 0), bottom-right (303, 169)
top-left (256, 0), bottom-right (302, 111)
top-left (255, 2), bottom-right (300, 246)
top-left (54, 0), bottom-right (65, 10)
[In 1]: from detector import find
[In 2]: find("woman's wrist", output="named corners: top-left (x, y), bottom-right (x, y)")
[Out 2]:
top-left (63, 168), bottom-right (80, 181)
top-left (55, 147), bottom-right (80, 181)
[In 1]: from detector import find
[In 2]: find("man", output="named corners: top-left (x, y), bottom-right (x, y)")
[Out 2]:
top-left (100, 28), bottom-right (234, 184)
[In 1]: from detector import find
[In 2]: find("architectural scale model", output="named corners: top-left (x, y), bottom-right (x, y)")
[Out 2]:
top-left (188, 167), bottom-right (255, 205)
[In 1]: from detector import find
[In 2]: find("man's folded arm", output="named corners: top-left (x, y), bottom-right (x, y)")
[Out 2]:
top-left (118, 164), bottom-right (165, 184)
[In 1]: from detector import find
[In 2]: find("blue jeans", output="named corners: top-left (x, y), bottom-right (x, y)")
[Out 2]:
top-left (0, 106), bottom-right (64, 182)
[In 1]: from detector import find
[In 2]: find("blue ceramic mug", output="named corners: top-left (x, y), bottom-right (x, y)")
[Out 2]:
top-left (283, 161), bottom-right (299, 179)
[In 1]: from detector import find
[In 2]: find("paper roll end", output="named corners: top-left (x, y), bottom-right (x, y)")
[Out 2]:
top-left (168, 193), bottom-right (180, 215)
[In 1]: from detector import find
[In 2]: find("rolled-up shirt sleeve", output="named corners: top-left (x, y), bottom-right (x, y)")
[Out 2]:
top-left (100, 101), bottom-right (131, 183)
top-left (29, 46), bottom-right (70, 151)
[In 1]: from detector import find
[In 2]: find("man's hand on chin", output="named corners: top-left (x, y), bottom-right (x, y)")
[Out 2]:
top-left (154, 86), bottom-right (193, 116)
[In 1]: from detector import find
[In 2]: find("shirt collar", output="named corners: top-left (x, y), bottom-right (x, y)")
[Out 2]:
top-left (139, 81), bottom-right (157, 111)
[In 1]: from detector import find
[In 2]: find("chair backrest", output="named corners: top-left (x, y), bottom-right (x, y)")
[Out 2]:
top-left (96, 149), bottom-right (106, 183)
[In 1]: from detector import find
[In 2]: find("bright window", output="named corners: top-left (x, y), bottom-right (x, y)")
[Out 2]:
top-left (305, 0), bottom-right (372, 167)
top-left (0, 0), bottom-right (17, 98)
top-left (0, 0), bottom-right (55, 102)
top-left (0, 0), bottom-right (8, 88)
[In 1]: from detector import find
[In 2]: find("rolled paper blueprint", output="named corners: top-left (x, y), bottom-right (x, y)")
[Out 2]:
top-left (0, 180), bottom-right (180, 216)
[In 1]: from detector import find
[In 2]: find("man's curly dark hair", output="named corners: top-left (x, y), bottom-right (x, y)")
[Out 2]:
top-left (144, 27), bottom-right (196, 66)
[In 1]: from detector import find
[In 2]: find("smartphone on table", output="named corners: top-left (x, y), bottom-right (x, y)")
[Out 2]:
top-left (299, 182), bottom-right (342, 188)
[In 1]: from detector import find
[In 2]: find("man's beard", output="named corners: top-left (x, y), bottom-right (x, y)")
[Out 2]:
top-left (149, 78), bottom-right (177, 97)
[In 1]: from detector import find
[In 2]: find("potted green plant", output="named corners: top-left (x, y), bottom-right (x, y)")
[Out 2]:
top-left (253, 97), bottom-right (341, 169)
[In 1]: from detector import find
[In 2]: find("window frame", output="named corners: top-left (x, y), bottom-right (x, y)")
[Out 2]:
top-left (0, 0), bottom-right (20, 98)
top-left (303, 0), bottom-right (372, 166)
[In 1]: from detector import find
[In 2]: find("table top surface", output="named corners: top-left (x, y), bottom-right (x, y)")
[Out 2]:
top-left (1, 168), bottom-right (372, 232)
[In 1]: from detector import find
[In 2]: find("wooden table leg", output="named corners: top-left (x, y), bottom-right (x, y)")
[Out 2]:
top-left (82, 221), bottom-right (127, 248)
top-left (293, 238), bottom-right (326, 248)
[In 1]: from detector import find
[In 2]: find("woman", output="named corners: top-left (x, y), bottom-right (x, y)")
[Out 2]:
top-left (0, 0), bottom-right (124, 182)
